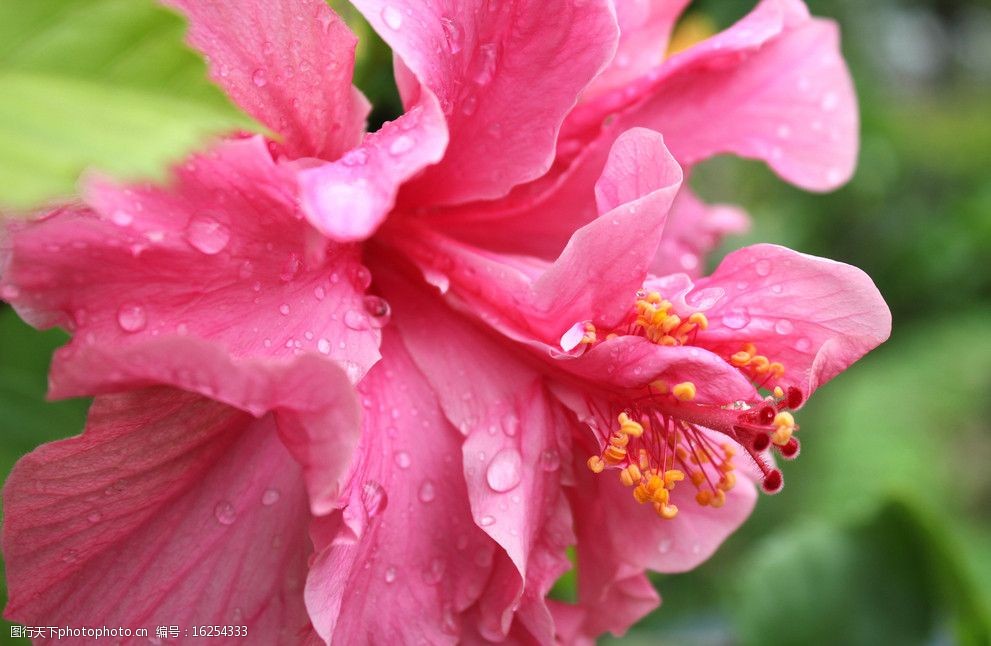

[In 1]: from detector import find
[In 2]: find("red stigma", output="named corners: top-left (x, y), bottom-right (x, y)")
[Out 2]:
top-left (786, 387), bottom-right (804, 410)
top-left (778, 437), bottom-right (800, 459)
top-left (752, 433), bottom-right (771, 452)
top-left (762, 469), bottom-right (783, 494)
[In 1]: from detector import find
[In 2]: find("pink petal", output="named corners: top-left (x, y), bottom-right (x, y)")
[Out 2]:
top-left (651, 187), bottom-right (750, 277)
top-left (611, 0), bottom-right (859, 191)
top-left (581, 0), bottom-right (691, 101)
top-left (46, 335), bottom-right (362, 516)
top-left (559, 337), bottom-right (757, 404)
top-left (383, 271), bottom-right (574, 642)
top-left (689, 243), bottom-right (892, 396)
top-left (0, 136), bottom-right (381, 382)
top-left (351, 0), bottom-right (618, 205)
top-left (391, 128), bottom-right (683, 344)
top-left (297, 92), bottom-right (448, 242)
top-left (162, 0), bottom-right (368, 159)
top-left (304, 332), bottom-right (497, 643)
top-left (2, 352), bottom-right (357, 640)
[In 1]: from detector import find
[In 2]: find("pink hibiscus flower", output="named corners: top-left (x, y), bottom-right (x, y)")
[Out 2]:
top-left (0, 0), bottom-right (885, 643)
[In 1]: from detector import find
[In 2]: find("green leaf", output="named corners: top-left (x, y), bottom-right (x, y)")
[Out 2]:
top-left (732, 501), bottom-right (942, 646)
top-left (0, 0), bottom-right (253, 209)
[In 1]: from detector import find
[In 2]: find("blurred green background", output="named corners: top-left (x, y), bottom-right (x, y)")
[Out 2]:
top-left (1, 0), bottom-right (989, 644)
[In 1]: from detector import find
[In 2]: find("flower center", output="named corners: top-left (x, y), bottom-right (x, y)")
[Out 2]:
top-left (581, 290), bottom-right (803, 520)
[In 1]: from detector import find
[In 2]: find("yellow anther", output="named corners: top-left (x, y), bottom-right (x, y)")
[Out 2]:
top-left (580, 323), bottom-right (597, 345)
top-left (647, 292), bottom-right (662, 304)
top-left (721, 443), bottom-right (737, 459)
top-left (769, 362), bottom-right (785, 378)
top-left (743, 343), bottom-right (757, 356)
top-left (695, 489), bottom-right (712, 506)
top-left (633, 485), bottom-right (651, 504)
top-left (690, 470), bottom-right (706, 486)
top-left (772, 411), bottom-right (796, 446)
top-left (730, 351), bottom-right (752, 367)
top-left (719, 472), bottom-right (737, 491)
top-left (617, 412), bottom-right (644, 438)
top-left (587, 455), bottom-right (605, 473)
top-left (656, 503), bottom-right (679, 519)
top-left (609, 431), bottom-right (630, 448)
top-left (661, 314), bottom-right (682, 334)
top-left (688, 312), bottom-right (709, 330)
top-left (774, 411), bottom-right (795, 430)
top-left (603, 445), bottom-right (627, 464)
top-left (751, 355), bottom-right (770, 373)
top-left (710, 489), bottom-right (726, 508)
top-left (645, 474), bottom-right (664, 494)
top-left (606, 333), bottom-right (618, 341)
top-left (619, 464), bottom-right (643, 487)
top-left (672, 382), bottom-right (697, 402)
top-left (638, 449), bottom-right (650, 471)
top-left (651, 487), bottom-right (670, 505)
top-left (773, 386), bottom-right (785, 398)
top-left (676, 446), bottom-right (690, 461)
top-left (660, 335), bottom-right (678, 346)
top-left (663, 469), bottom-right (685, 489)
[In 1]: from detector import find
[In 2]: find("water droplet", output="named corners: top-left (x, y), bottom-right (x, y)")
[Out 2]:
top-left (462, 94), bottom-right (478, 116)
top-left (473, 43), bottom-right (498, 85)
top-left (394, 451), bottom-right (412, 469)
top-left (87, 511), bottom-right (102, 524)
top-left (486, 448), bottom-right (523, 493)
top-left (441, 603), bottom-right (459, 635)
top-left (721, 308), bottom-right (751, 330)
top-left (186, 215), bottom-right (230, 255)
top-left (117, 304), bottom-right (147, 333)
top-left (361, 480), bottom-right (388, 518)
top-left (774, 319), bottom-right (795, 335)
top-left (381, 5), bottom-right (403, 29)
top-left (279, 303), bottom-right (291, 316)
top-left (111, 210), bottom-right (133, 226)
top-left (422, 558), bottom-right (445, 585)
top-left (384, 566), bottom-right (397, 583)
top-left (317, 338), bottom-right (331, 355)
top-left (691, 542), bottom-right (702, 555)
top-left (389, 134), bottom-right (414, 155)
top-left (362, 295), bottom-right (392, 328)
top-left (314, 285), bottom-right (326, 300)
top-left (342, 149), bottom-right (369, 166)
top-left (478, 515), bottom-right (495, 527)
top-left (61, 548), bottom-right (80, 563)
top-left (686, 287), bottom-right (724, 310)
top-left (440, 17), bottom-right (464, 54)
top-left (1, 285), bottom-right (21, 300)
top-left (771, 284), bottom-right (783, 294)
top-left (214, 501), bottom-right (237, 525)
top-left (353, 265), bottom-right (372, 289)
top-left (261, 488), bottom-right (281, 506)
top-left (796, 337), bottom-right (812, 352)
top-left (252, 68), bottom-right (267, 87)
top-left (755, 259), bottom-right (772, 277)
top-left (344, 309), bottom-right (369, 330)
top-left (540, 449), bottom-right (561, 472)
top-left (658, 538), bottom-right (672, 554)
top-left (776, 124), bottom-right (792, 139)
top-left (418, 479), bottom-right (436, 503)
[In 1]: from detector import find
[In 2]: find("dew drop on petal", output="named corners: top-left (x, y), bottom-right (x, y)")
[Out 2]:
top-left (658, 538), bottom-right (673, 554)
top-left (440, 17), bottom-right (463, 54)
top-left (381, 5), bottom-right (403, 29)
top-left (388, 134), bottom-right (414, 155)
top-left (755, 259), bottom-right (772, 277)
top-left (361, 480), bottom-right (388, 518)
top-left (117, 304), bottom-right (147, 333)
top-left (111, 210), bottom-right (133, 226)
top-left (686, 287), bottom-right (724, 310)
top-left (61, 548), bottom-right (80, 563)
top-left (279, 303), bottom-right (291, 316)
top-left (186, 215), bottom-right (230, 255)
top-left (486, 448), bottom-right (523, 493)
top-left (384, 566), bottom-right (397, 583)
top-left (214, 501), bottom-right (237, 525)
top-left (478, 515), bottom-right (496, 527)
top-left (87, 511), bottom-right (102, 524)
top-left (394, 451), bottom-right (412, 469)
top-left (344, 309), bottom-right (369, 330)
top-left (796, 337), bottom-right (812, 352)
top-left (261, 488), bottom-right (281, 506)
top-left (422, 558), bottom-right (445, 585)
top-left (317, 338), bottom-right (331, 355)
top-left (362, 295), bottom-right (392, 328)
top-left (418, 479), bottom-right (436, 503)
top-left (540, 449), bottom-right (561, 472)
top-left (774, 319), bottom-right (795, 335)
top-left (721, 308), bottom-right (751, 330)
top-left (314, 285), bottom-right (326, 300)
top-left (252, 68), bottom-right (267, 87)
